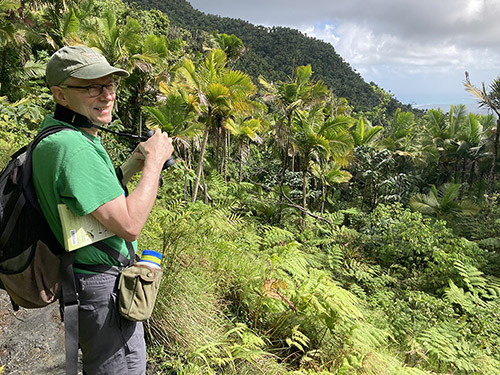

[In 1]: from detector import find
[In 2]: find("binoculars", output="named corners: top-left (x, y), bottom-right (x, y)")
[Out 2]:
top-left (144, 130), bottom-right (175, 170)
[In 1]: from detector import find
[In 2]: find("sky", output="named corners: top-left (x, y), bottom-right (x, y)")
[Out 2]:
top-left (187, 0), bottom-right (500, 112)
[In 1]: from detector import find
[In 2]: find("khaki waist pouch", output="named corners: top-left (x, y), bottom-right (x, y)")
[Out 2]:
top-left (118, 264), bottom-right (162, 321)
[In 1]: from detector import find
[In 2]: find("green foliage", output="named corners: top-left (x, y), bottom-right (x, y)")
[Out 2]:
top-left (409, 183), bottom-right (480, 222)
top-left (349, 146), bottom-right (414, 210)
top-left (351, 117), bottom-right (383, 146)
top-left (418, 320), bottom-right (500, 374)
top-left (468, 193), bottom-right (500, 256)
top-left (145, 0), bottom-right (411, 113)
top-left (0, 93), bottom-right (54, 167)
top-left (362, 203), bottom-right (486, 292)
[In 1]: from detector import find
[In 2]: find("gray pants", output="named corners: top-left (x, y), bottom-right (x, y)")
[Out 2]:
top-left (75, 272), bottom-right (146, 375)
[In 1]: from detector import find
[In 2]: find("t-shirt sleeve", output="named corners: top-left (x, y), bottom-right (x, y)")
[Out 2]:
top-left (58, 146), bottom-right (124, 216)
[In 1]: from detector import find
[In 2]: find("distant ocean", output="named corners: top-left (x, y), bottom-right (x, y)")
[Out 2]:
top-left (413, 102), bottom-right (491, 115)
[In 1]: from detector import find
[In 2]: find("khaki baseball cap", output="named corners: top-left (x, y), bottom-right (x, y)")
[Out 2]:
top-left (46, 45), bottom-right (129, 87)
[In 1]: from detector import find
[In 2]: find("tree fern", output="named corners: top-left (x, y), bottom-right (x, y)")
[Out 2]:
top-left (452, 260), bottom-right (500, 301)
top-left (484, 275), bottom-right (500, 299)
top-left (260, 225), bottom-right (296, 249)
top-left (208, 170), bottom-right (230, 198)
top-left (326, 244), bottom-right (343, 273)
top-left (272, 241), bottom-right (311, 281)
top-left (416, 320), bottom-right (496, 373)
top-left (444, 280), bottom-right (477, 313)
top-left (212, 205), bottom-right (246, 228)
top-left (189, 323), bottom-right (271, 372)
top-left (454, 260), bottom-right (486, 292)
top-left (286, 325), bottom-right (310, 352)
top-left (344, 259), bottom-right (378, 285)
top-left (347, 283), bottom-right (368, 300)
top-left (296, 269), bottom-right (363, 326)
top-left (349, 323), bottom-right (390, 353)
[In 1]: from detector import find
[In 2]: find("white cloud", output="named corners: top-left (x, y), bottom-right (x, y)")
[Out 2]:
top-left (187, 0), bottom-right (500, 106)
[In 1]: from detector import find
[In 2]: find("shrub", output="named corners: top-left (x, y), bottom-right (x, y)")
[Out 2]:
top-left (362, 203), bottom-right (486, 293)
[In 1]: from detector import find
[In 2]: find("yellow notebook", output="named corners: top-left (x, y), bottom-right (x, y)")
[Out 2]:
top-left (57, 203), bottom-right (115, 251)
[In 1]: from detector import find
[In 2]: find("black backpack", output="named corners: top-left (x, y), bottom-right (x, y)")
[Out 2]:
top-left (0, 125), bottom-right (134, 375)
top-left (0, 125), bottom-right (71, 307)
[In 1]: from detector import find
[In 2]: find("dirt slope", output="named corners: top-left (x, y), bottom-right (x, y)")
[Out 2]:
top-left (0, 290), bottom-right (67, 374)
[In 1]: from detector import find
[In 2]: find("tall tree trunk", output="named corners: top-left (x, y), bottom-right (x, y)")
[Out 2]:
top-left (216, 126), bottom-right (221, 174)
top-left (300, 168), bottom-right (307, 227)
top-left (488, 119), bottom-right (500, 194)
top-left (461, 157), bottom-right (467, 183)
top-left (238, 141), bottom-right (243, 183)
top-left (278, 143), bottom-right (289, 223)
top-left (224, 131), bottom-right (229, 181)
top-left (320, 181), bottom-right (327, 214)
top-left (468, 160), bottom-right (476, 190)
top-left (302, 166), bottom-right (308, 211)
top-left (192, 125), bottom-right (210, 202)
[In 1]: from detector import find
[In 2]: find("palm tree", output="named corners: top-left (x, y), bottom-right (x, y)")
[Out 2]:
top-left (143, 85), bottom-right (202, 157)
top-left (381, 108), bottom-right (421, 157)
top-left (291, 106), bottom-right (353, 210)
top-left (178, 48), bottom-right (257, 202)
top-left (260, 64), bottom-right (328, 144)
top-left (213, 33), bottom-right (245, 63)
top-left (82, 11), bottom-right (136, 67)
top-left (351, 117), bottom-right (383, 147)
top-left (81, 11), bottom-right (177, 134)
top-left (409, 183), bottom-right (480, 222)
top-left (41, 6), bottom-right (80, 50)
top-left (259, 65), bottom-right (329, 218)
top-left (310, 160), bottom-right (351, 213)
top-left (454, 113), bottom-right (491, 187)
top-left (420, 106), bottom-right (469, 185)
top-left (464, 72), bottom-right (500, 193)
top-left (0, 0), bottom-right (30, 99)
top-left (0, 0), bottom-right (22, 47)
top-left (143, 85), bottom-right (203, 201)
top-left (224, 117), bottom-right (263, 182)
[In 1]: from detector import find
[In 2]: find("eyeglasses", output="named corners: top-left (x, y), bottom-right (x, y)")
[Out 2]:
top-left (58, 81), bottom-right (119, 97)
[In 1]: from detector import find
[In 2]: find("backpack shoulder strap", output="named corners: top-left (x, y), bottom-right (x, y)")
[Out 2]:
top-left (59, 252), bottom-right (79, 375)
top-left (32, 125), bottom-right (75, 148)
top-left (23, 126), bottom-right (76, 206)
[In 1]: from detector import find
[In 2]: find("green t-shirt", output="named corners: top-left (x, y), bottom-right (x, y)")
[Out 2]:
top-left (32, 115), bottom-right (136, 273)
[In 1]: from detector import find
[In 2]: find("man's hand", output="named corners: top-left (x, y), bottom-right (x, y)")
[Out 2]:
top-left (92, 129), bottom-right (173, 241)
top-left (138, 129), bottom-right (173, 172)
top-left (120, 129), bottom-right (173, 185)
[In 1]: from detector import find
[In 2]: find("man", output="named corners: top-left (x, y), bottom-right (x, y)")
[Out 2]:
top-left (32, 45), bottom-right (172, 374)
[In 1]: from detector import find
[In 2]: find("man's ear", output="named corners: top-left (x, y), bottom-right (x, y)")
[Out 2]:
top-left (51, 86), bottom-right (68, 106)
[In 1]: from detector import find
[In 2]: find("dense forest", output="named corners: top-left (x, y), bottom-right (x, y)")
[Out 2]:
top-left (129, 0), bottom-right (413, 114)
top-left (2, 0), bottom-right (500, 374)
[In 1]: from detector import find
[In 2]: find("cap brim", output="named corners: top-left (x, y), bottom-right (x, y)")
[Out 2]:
top-left (70, 63), bottom-right (130, 80)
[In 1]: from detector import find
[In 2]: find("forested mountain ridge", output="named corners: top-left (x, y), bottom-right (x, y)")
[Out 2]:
top-left (128, 0), bottom-right (411, 113)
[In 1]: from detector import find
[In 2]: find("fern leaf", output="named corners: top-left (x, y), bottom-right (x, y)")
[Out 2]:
top-left (285, 326), bottom-right (310, 352)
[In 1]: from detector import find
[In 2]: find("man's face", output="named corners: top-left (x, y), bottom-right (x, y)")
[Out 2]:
top-left (55, 75), bottom-right (116, 126)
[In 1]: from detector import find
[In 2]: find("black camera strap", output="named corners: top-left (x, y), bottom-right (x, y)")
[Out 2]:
top-left (54, 104), bottom-right (93, 128)
top-left (53, 104), bottom-right (148, 141)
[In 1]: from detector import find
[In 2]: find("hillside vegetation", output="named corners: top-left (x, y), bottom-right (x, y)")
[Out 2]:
top-left (128, 0), bottom-right (413, 114)
top-left (2, 0), bottom-right (500, 374)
